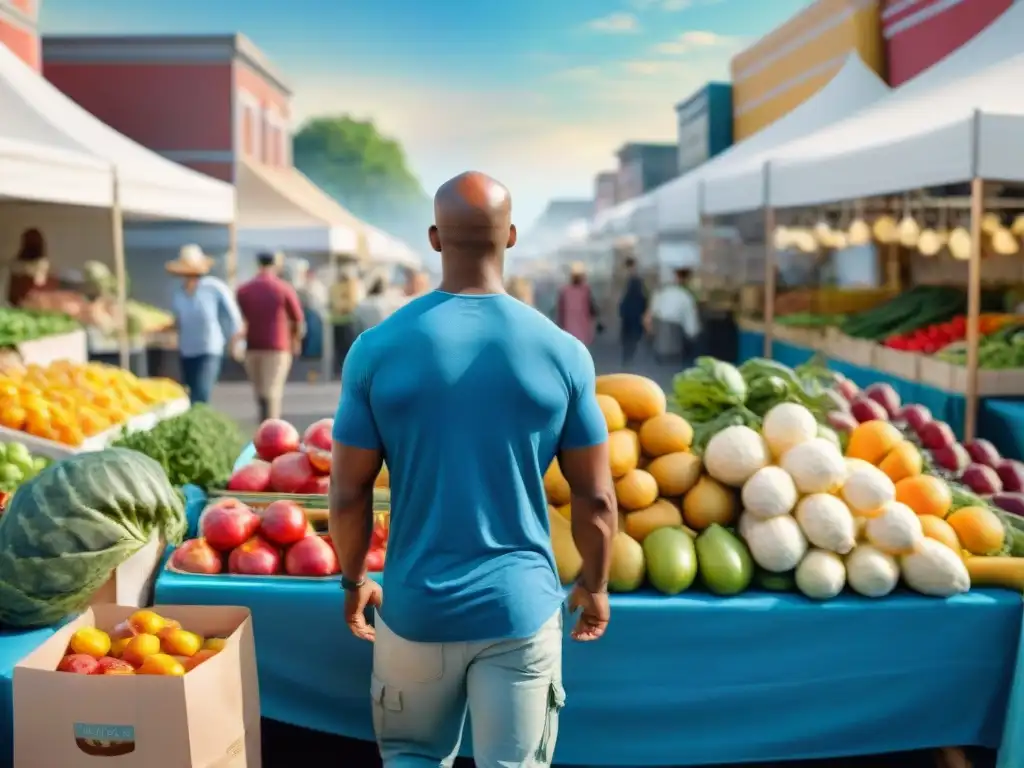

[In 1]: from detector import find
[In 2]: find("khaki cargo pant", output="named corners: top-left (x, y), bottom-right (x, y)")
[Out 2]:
top-left (243, 350), bottom-right (292, 420)
top-left (371, 608), bottom-right (565, 767)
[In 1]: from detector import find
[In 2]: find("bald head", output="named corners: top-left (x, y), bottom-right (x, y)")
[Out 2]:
top-left (429, 172), bottom-right (516, 257)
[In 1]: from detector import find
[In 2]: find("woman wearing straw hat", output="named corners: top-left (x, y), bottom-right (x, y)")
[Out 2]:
top-left (167, 244), bottom-right (243, 404)
top-left (556, 261), bottom-right (599, 346)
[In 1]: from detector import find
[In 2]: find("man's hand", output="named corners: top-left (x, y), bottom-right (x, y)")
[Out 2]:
top-left (344, 580), bottom-right (383, 641)
top-left (567, 583), bottom-right (609, 642)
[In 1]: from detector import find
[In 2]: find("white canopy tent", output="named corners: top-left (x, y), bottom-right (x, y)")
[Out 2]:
top-left (767, 1), bottom-right (1024, 207)
top-left (236, 159), bottom-right (366, 257)
top-left (365, 226), bottom-right (421, 270)
top-left (703, 55), bottom-right (890, 214)
top-left (592, 195), bottom-right (643, 238)
top-left (0, 43), bottom-right (234, 222)
top-left (0, 136), bottom-right (111, 208)
top-left (655, 53), bottom-right (889, 232)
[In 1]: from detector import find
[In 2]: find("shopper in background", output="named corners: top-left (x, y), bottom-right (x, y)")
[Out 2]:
top-left (7, 229), bottom-right (58, 306)
top-left (557, 261), bottom-right (599, 346)
top-left (291, 259), bottom-right (328, 359)
top-left (352, 277), bottom-right (393, 333)
top-left (645, 268), bottom-right (700, 364)
top-left (330, 267), bottom-right (365, 372)
top-left (506, 276), bottom-right (534, 306)
top-left (167, 244), bottom-right (243, 404)
top-left (236, 252), bottom-right (305, 421)
top-left (618, 257), bottom-right (648, 367)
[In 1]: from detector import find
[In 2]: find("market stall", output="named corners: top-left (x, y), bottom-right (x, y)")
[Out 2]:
top-left (149, 365), bottom-right (1024, 767)
top-left (0, 42), bottom-right (235, 369)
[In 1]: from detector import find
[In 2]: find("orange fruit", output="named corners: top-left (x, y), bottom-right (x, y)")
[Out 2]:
top-left (0, 406), bottom-right (26, 430)
top-left (68, 627), bottom-right (111, 659)
top-left (136, 653), bottom-right (185, 676)
top-left (878, 441), bottom-right (923, 483)
top-left (846, 421), bottom-right (904, 465)
top-left (122, 633), bottom-right (161, 667)
top-left (919, 515), bottom-right (961, 553)
top-left (109, 637), bottom-right (132, 658)
top-left (894, 475), bottom-right (953, 518)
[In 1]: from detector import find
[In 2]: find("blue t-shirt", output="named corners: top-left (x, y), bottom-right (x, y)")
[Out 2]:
top-left (332, 290), bottom-right (607, 643)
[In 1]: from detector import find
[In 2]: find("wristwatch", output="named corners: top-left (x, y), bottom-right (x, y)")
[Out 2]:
top-left (340, 575), bottom-right (365, 592)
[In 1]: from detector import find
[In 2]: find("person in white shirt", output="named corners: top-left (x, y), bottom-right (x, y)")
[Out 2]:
top-left (646, 268), bottom-right (700, 363)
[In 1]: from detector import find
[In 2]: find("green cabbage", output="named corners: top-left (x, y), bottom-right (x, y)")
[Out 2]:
top-left (0, 448), bottom-right (186, 628)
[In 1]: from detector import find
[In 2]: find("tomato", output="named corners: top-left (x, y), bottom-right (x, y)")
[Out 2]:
top-left (364, 548), bottom-right (385, 573)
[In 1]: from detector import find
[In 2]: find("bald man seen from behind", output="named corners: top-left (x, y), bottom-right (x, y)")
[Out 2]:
top-left (327, 171), bottom-right (617, 768)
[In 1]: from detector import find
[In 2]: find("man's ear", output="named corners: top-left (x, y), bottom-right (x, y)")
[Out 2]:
top-left (428, 225), bottom-right (442, 253)
top-left (507, 224), bottom-right (517, 249)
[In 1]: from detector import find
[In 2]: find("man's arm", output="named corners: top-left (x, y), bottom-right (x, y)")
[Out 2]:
top-left (283, 285), bottom-right (306, 350)
top-left (557, 344), bottom-right (616, 593)
top-left (328, 337), bottom-right (383, 584)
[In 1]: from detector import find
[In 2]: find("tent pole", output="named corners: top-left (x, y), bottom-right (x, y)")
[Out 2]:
top-left (226, 219), bottom-right (238, 289)
top-left (110, 173), bottom-right (130, 371)
top-left (762, 162), bottom-right (775, 359)
top-left (964, 177), bottom-right (984, 441)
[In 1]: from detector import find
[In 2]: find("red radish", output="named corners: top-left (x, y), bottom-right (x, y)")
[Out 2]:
top-left (228, 536), bottom-right (281, 575)
top-left (260, 500), bottom-right (309, 547)
top-left (269, 452), bottom-right (316, 493)
top-left (285, 535), bottom-right (340, 576)
top-left (991, 492), bottom-right (1024, 518)
top-left (226, 460), bottom-right (272, 492)
top-left (851, 398), bottom-right (888, 423)
top-left (253, 419), bottom-right (300, 461)
top-left (827, 411), bottom-right (859, 432)
top-left (835, 377), bottom-right (859, 401)
top-left (864, 383), bottom-right (900, 417)
top-left (200, 499), bottom-right (261, 552)
top-left (995, 460), bottom-right (1024, 493)
top-left (919, 421), bottom-right (956, 451)
top-left (961, 464), bottom-right (1002, 495)
top-left (930, 444), bottom-right (970, 474)
top-left (964, 439), bottom-right (1001, 468)
top-left (895, 404), bottom-right (932, 434)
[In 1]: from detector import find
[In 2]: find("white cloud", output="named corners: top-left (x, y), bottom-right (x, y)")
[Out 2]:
top-left (622, 60), bottom-right (666, 76)
top-left (654, 30), bottom-right (738, 54)
top-left (585, 12), bottom-right (639, 33)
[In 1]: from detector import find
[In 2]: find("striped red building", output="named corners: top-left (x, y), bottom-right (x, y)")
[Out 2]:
top-left (883, 0), bottom-right (1012, 86)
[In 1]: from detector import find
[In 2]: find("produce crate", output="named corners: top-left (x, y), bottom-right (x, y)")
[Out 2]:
top-left (206, 488), bottom-right (391, 525)
top-left (875, 347), bottom-right (922, 381)
top-left (736, 317), bottom-right (765, 334)
top-left (824, 330), bottom-right (877, 367)
top-left (919, 357), bottom-right (1024, 396)
top-left (15, 329), bottom-right (87, 367)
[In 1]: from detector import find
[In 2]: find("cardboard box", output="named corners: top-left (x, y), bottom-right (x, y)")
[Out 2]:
top-left (14, 604), bottom-right (260, 768)
top-left (875, 347), bottom-right (921, 382)
top-left (89, 534), bottom-right (165, 608)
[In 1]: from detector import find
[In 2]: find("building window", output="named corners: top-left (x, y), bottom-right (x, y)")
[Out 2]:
top-left (241, 108), bottom-right (253, 156)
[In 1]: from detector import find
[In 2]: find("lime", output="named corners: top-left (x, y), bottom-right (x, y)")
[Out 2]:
top-left (6, 442), bottom-right (31, 466)
top-left (0, 464), bottom-right (23, 487)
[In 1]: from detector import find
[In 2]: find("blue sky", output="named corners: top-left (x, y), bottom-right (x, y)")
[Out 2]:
top-left (40, 0), bottom-right (811, 228)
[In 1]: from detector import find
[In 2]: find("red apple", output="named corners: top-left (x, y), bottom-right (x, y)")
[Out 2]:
top-left (835, 376), bottom-right (859, 401)
top-left (895, 404), bottom-right (932, 434)
top-left (170, 538), bottom-right (223, 574)
top-left (199, 498), bottom-right (261, 552)
top-left (58, 654), bottom-right (100, 675)
top-left (920, 421), bottom-right (956, 451)
top-left (864, 383), bottom-right (900, 418)
top-left (284, 535), bottom-right (339, 576)
top-left (930, 444), bottom-right (970, 474)
top-left (96, 657), bottom-right (135, 675)
top-left (228, 536), bottom-right (281, 575)
top-left (227, 460), bottom-right (272, 492)
top-left (302, 419), bottom-right (334, 474)
top-left (269, 452), bottom-right (316, 494)
top-left (260, 500), bottom-right (309, 547)
top-left (964, 439), bottom-right (1001, 468)
top-left (365, 548), bottom-right (385, 573)
top-left (827, 411), bottom-right (858, 433)
top-left (254, 419), bottom-right (300, 461)
top-left (298, 474), bottom-right (330, 495)
top-left (851, 398), bottom-right (888, 423)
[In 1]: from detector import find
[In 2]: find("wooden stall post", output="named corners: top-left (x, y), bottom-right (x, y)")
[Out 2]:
top-left (964, 176), bottom-right (984, 441)
top-left (762, 162), bottom-right (776, 359)
top-left (110, 173), bottom-right (130, 371)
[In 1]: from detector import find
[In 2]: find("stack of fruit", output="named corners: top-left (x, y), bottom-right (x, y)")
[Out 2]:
top-left (0, 361), bottom-right (185, 446)
top-left (56, 609), bottom-right (226, 676)
top-left (0, 440), bottom-right (50, 509)
top-left (170, 496), bottom-right (388, 577)
top-left (226, 418), bottom-right (333, 495)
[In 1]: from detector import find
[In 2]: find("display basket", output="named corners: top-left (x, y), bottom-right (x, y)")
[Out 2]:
top-left (206, 488), bottom-right (391, 525)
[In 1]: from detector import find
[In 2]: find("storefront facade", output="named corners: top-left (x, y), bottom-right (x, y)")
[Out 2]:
top-left (0, 0), bottom-right (39, 70)
top-left (883, 0), bottom-right (1012, 86)
top-left (42, 33), bottom-right (292, 184)
top-left (675, 82), bottom-right (733, 177)
top-left (616, 143), bottom-right (678, 203)
top-left (730, 0), bottom-right (885, 141)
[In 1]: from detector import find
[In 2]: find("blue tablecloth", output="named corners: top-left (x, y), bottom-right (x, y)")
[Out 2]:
top-left (0, 625), bottom-right (58, 766)
top-left (154, 566), bottom-right (1023, 766)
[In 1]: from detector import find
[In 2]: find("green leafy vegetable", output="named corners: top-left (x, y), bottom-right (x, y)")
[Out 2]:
top-left (0, 449), bottom-right (185, 628)
top-left (112, 404), bottom-right (244, 490)
top-left (670, 357), bottom-right (747, 423)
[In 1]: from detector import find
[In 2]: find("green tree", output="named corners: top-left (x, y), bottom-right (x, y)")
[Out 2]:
top-left (292, 116), bottom-right (430, 242)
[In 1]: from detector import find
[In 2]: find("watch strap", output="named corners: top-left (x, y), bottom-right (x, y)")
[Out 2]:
top-left (340, 575), bottom-right (366, 592)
